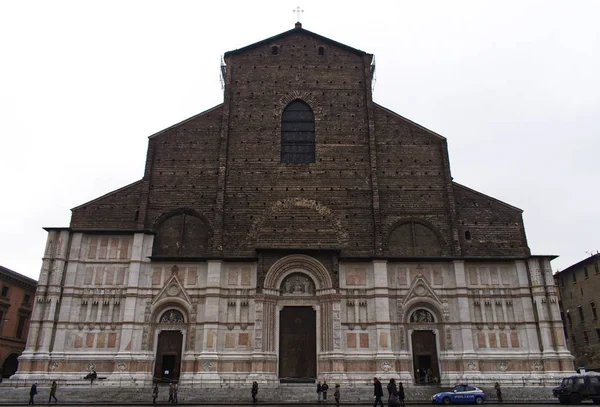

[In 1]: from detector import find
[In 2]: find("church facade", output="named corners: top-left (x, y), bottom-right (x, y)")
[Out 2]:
top-left (15, 24), bottom-right (573, 385)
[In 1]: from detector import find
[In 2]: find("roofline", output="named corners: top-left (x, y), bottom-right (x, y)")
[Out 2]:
top-left (70, 179), bottom-right (144, 211)
top-left (0, 265), bottom-right (38, 286)
top-left (554, 253), bottom-right (600, 275)
top-left (224, 25), bottom-right (369, 57)
top-left (373, 103), bottom-right (446, 141)
top-left (453, 182), bottom-right (524, 213)
top-left (148, 104), bottom-right (223, 139)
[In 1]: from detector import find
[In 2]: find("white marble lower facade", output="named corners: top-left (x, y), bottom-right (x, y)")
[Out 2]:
top-left (13, 230), bottom-right (574, 385)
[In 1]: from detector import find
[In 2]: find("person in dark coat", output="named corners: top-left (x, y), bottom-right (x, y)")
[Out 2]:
top-left (495, 382), bottom-right (502, 402)
top-left (387, 378), bottom-right (397, 407)
top-left (373, 377), bottom-right (384, 407)
top-left (152, 384), bottom-right (159, 404)
top-left (251, 381), bottom-right (259, 403)
top-left (49, 381), bottom-right (58, 403)
top-left (334, 384), bottom-right (341, 406)
top-left (28, 383), bottom-right (38, 405)
top-left (397, 382), bottom-right (405, 407)
top-left (317, 381), bottom-right (323, 403)
top-left (322, 381), bottom-right (329, 401)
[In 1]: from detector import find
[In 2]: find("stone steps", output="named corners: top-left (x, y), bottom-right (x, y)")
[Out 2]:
top-left (0, 384), bottom-right (555, 405)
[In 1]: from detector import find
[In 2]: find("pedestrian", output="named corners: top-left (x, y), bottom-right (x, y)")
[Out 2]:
top-left (387, 378), bottom-right (397, 407)
top-left (173, 382), bottom-right (179, 404)
top-left (334, 384), bottom-right (341, 406)
top-left (152, 384), bottom-right (159, 404)
top-left (49, 381), bottom-right (58, 403)
top-left (397, 382), bottom-right (405, 407)
top-left (373, 377), bottom-right (384, 407)
top-left (317, 381), bottom-right (323, 403)
top-left (28, 383), bottom-right (37, 405)
top-left (168, 382), bottom-right (174, 404)
top-left (251, 381), bottom-right (259, 403)
top-left (90, 370), bottom-right (97, 386)
top-left (322, 380), bottom-right (329, 402)
top-left (495, 382), bottom-right (502, 402)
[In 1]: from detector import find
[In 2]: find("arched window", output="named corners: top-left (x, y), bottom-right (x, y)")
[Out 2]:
top-left (388, 221), bottom-right (442, 256)
top-left (318, 46), bottom-right (325, 55)
top-left (272, 46), bottom-right (279, 55)
top-left (153, 211), bottom-right (210, 257)
top-left (281, 100), bottom-right (315, 163)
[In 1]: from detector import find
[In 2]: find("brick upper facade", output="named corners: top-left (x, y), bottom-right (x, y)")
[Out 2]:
top-left (69, 25), bottom-right (530, 261)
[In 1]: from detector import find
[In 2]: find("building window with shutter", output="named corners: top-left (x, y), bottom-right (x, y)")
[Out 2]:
top-left (281, 100), bottom-right (315, 163)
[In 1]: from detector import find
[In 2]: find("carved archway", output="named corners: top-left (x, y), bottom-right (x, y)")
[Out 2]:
top-left (263, 254), bottom-right (333, 292)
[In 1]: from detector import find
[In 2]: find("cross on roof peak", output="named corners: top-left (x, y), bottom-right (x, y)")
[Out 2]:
top-left (293, 6), bottom-right (304, 23)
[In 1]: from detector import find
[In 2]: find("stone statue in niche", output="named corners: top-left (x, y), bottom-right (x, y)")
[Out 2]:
top-left (160, 309), bottom-right (184, 323)
top-left (410, 309), bottom-right (434, 323)
top-left (280, 273), bottom-right (315, 295)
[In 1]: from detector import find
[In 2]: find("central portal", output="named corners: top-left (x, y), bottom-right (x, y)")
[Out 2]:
top-left (279, 306), bottom-right (316, 382)
top-left (411, 330), bottom-right (440, 384)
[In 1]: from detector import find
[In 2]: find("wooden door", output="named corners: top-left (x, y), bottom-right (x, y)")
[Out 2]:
top-left (279, 306), bottom-right (316, 381)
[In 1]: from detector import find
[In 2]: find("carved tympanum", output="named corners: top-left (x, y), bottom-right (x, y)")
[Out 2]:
top-left (410, 309), bottom-right (435, 323)
top-left (160, 309), bottom-right (184, 324)
top-left (280, 273), bottom-right (315, 295)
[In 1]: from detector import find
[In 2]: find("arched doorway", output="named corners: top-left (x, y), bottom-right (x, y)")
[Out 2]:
top-left (2, 353), bottom-right (20, 378)
top-left (279, 306), bottom-right (317, 381)
top-left (409, 309), bottom-right (440, 385)
top-left (153, 309), bottom-right (185, 383)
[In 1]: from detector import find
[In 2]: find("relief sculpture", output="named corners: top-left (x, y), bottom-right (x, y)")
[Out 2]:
top-left (280, 273), bottom-right (315, 295)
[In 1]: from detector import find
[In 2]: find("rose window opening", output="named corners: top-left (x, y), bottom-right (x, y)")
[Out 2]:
top-left (410, 309), bottom-right (435, 323)
top-left (159, 309), bottom-right (185, 324)
top-left (280, 273), bottom-right (316, 295)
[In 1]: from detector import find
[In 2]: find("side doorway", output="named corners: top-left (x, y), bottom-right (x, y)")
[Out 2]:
top-left (154, 330), bottom-right (183, 383)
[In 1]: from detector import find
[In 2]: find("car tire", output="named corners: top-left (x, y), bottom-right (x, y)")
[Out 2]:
top-left (559, 396), bottom-right (569, 404)
top-left (570, 393), bottom-right (582, 405)
top-left (475, 396), bottom-right (484, 405)
top-left (443, 397), bottom-right (451, 405)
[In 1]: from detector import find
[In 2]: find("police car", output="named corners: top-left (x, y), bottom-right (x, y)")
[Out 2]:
top-left (431, 385), bottom-right (486, 404)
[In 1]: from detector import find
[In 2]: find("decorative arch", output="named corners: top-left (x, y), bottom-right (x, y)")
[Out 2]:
top-left (151, 299), bottom-right (190, 324)
top-left (387, 219), bottom-right (444, 256)
top-left (152, 208), bottom-right (212, 257)
top-left (281, 99), bottom-right (315, 163)
top-left (403, 299), bottom-right (443, 324)
top-left (264, 254), bottom-right (333, 292)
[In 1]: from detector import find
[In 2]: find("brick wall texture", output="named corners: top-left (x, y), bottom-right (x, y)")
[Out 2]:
top-left (69, 26), bottom-right (530, 261)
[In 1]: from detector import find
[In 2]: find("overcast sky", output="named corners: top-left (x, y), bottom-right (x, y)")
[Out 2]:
top-left (1, 0), bottom-right (598, 280)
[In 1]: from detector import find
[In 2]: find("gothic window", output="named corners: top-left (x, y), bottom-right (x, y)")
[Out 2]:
top-left (272, 46), bottom-right (279, 55)
top-left (388, 221), bottom-right (442, 256)
top-left (281, 100), bottom-right (315, 163)
top-left (592, 302), bottom-right (598, 319)
top-left (410, 309), bottom-right (435, 323)
top-left (579, 305), bottom-right (585, 322)
top-left (153, 211), bottom-right (210, 257)
top-left (584, 267), bottom-right (589, 279)
top-left (318, 46), bottom-right (325, 55)
top-left (159, 309), bottom-right (185, 324)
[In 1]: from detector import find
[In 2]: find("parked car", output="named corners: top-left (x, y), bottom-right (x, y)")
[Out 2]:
top-left (552, 373), bottom-right (600, 404)
top-left (432, 385), bottom-right (486, 405)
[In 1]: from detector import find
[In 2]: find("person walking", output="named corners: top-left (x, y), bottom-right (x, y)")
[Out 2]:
top-left (387, 378), bottom-right (397, 407)
top-left (168, 382), bottom-right (174, 404)
top-left (251, 381), bottom-right (259, 403)
top-left (322, 380), bottom-right (329, 402)
top-left (173, 382), bottom-right (179, 404)
top-left (49, 381), bottom-right (58, 403)
top-left (373, 377), bottom-right (384, 407)
top-left (334, 384), bottom-right (341, 406)
top-left (28, 383), bottom-right (38, 405)
top-left (152, 384), bottom-right (159, 404)
top-left (397, 382), bottom-right (405, 407)
top-left (317, 381), bottom-right (323, 403)
top-left (495, 382), bottom-right (502, 402)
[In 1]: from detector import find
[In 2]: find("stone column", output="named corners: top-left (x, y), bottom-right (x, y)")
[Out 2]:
top-left (196, 259), bottom-right (222, 383)
top-left (372, 260), bottom-right (394, 375)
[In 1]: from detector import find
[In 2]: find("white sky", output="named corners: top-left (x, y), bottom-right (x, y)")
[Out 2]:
top-left (1, 0), bottom-right (599, 280)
